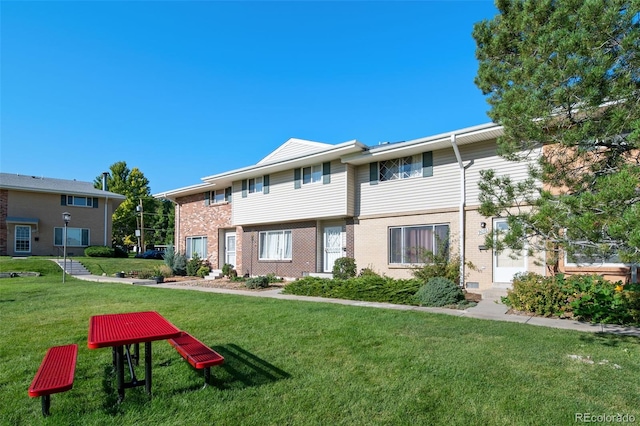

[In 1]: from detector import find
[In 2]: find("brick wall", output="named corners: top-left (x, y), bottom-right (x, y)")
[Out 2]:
top-left (176, 193), bottom-right (234, 269)
top-left (240, 221), bottom-right (317, 278)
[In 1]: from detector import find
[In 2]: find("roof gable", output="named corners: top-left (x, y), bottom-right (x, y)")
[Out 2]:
top-left (257, 138), bottom-right (333, 165)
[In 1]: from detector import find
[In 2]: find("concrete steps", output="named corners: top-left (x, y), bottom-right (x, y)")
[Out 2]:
top-left (204, 269), bottom-right (223, 280)
top-left (51, 259), bottom-right (91, 275)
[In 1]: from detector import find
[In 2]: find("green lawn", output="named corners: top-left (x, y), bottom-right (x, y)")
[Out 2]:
top-left (1, 259), bottom-right (639, 425)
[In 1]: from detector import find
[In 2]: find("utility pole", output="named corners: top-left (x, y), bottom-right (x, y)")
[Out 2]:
top-left (136, 199), bottom-right (144, 252)
top-left (139, 199), bottom-right (145, 252)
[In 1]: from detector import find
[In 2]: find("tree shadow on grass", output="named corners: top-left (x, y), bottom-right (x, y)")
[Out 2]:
top-left (579, 332), bottom-right (640, 347)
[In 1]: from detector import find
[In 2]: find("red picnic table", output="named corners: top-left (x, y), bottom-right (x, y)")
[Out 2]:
top-left (87, 311), bottom-right (181, 401)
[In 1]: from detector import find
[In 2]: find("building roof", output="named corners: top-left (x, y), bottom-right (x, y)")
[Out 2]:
top-left (0, 173), bottom-right (126, 199)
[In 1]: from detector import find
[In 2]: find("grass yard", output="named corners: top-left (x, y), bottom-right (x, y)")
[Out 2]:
top-left (1, 259), bottom-right (639, 425)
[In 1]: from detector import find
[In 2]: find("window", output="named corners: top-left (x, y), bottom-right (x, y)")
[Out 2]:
top-left (389, 224), bottom-right (449, 264)
top-left (380, 155), bottom-right (422, 182)
top-left (303, 164), bottom-right (322, 184)
top-left (54, 227), bottom-right (90, 246)
top-left (565, 244), bottom-right (622, 266)
top-left (186, 236), bottom-right (207, 259)
top-left (67, 196), bottom-right (93, 207)
top-left (213, 189), bottom-right (226, 204)
top-left (15, 225), bottom-right (31, 253)
top-left (259, 230), bottom-right (292, 260)
top-left (249, 177), bottom-right (263, 194)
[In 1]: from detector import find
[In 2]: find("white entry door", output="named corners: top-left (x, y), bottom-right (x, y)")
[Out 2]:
top-left (225, 232), bottom-right (236, 268)
top-left (493, 219), bottom-right (527, 283)
top-left (324, 226), bottom-right (343, 272)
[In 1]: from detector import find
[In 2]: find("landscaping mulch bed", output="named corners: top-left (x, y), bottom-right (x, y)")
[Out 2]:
top-left (164, 276), bottom-right (285, 291)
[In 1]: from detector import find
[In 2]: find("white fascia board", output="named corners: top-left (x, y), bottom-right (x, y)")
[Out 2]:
top-left (341, 123), bottom-right (503, 165)
top-left (1, 184), bottom-right (126, 200)
top-left (153, 182), bottom-right (216, 200)
top-left (201, 140), bottom-right (367, 186)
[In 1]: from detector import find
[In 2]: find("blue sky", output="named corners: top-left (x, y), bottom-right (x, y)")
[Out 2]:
top-left (1, 1), bottom-right (498, 194)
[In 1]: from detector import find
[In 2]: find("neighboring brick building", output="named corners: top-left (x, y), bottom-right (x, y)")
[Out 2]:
top-left (0, 173), bottom-right (125, 256)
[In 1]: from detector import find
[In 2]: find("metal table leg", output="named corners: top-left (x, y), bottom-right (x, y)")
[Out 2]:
top-left (145, 342), bottom-right (152, 395)
top-left (115, 345), bottom-right (125, 402)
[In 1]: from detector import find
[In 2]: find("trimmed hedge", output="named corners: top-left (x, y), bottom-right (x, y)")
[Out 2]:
top-left (84, 246), bottom-right (115, 257)
top-left (283, 275), bottom-right (423, 305)
top-left (414, 277), bottom-right (464, 307)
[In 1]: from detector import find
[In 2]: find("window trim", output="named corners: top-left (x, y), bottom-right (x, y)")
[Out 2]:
top-left (186, 236), bottom-right (208, 259)
top-left (302, 164), bottom-right (322, 185)
top-left (388, 223), bottom-right (449, 265)
top-left (15, 225), bottom-right (31, 253)
top-left (54, 227), bottom-right (90, 247)
top-left (258, 230), bottom-right (292, 261)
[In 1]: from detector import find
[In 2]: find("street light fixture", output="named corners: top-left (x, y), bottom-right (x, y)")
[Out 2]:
top-left (62, 212), bottom-right (71, 283)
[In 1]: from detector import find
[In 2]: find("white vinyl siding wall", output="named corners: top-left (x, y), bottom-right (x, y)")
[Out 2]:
top-left (357, 140), bottom-right (539, 216)
top-left (232, 160), bottom-right (349, 225)
top-left (357, 150), bottom-right (459, 216)
top-left (462, 139), bottom-right (540, 206)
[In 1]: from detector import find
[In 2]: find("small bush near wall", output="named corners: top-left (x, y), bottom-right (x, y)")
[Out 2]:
top-left (333, 257), bottom-right (357, 280)
top-left (246, 276), bottom-right (270, 289)
top-left (414, 277), bottom-right (464, 307)
top-left (504, 272), bottom-right (640, 325)
top-left (85, 246), bottom-right (115, 257)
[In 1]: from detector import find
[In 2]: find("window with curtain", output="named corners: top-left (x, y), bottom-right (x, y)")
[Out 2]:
top-left (389, 224), bottom-right (449, 264)
top-left (379, 155), bottom-right (421, 182)
top-left (186, 236), bottom-right (207, 259)
top-left (259, 230), bottom-right (292, 260)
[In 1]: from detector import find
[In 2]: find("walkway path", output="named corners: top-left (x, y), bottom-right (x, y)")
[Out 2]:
top-left (57, 264), bottom-right (640, 337)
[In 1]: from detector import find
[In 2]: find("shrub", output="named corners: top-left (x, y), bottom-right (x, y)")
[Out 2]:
top-left (266, 273), bottom-right (283, 283)
top-left (172, 252), bottom-right (187, 276)
top-left (414, 277), bottom-right (464, 307)
top-left (333, 257), bottom-right (357, 280)
top-left (113, 246), bottom-right (129, 258)
top-left (283, 275), bottom-right (423, 305)
top-left (246, 276), bottom-right (270, 289)
top-left (359, 267), bottom-right (381, 278)
top-left (222, 263), bottom-right (236, 277)
top-left (197, 266), bottom-right (211, 278)
top-left (163, 246), bottom-right (175, 269)
top-left (503, 272), bottom-right (568, 317)
top-left (186, 253), bottom-right (203, 277)
top-left (85, 246), bottom-right (115, 258)
top-left (565, 275), bottom-right (640, 325)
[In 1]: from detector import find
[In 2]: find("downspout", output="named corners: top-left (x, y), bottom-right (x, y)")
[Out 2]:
top-left (450, 134), bottom-right (471, 288)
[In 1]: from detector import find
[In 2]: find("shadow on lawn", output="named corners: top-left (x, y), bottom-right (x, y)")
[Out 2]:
top-left (211, 344), bottom-right (291, 391)
top-left (579, 332), bottom-right (640, 347)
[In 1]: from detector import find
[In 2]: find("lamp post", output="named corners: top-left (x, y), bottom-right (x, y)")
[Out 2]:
top-left (62, 212), bottom-right (71, 283)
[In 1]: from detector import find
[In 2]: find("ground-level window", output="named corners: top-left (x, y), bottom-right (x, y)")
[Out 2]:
top-left (54, 227), bottom-right (90, 246)
top-left (186, 236), bottom-right (207, 259)
top-left (389, 224), bottom-right (449, 264)
top-left (15, 225), bottom-right (31, 253)
top-left (565, 246), bottom-right (622, 266)
top-left (259, 230), bottom-right (292, 260)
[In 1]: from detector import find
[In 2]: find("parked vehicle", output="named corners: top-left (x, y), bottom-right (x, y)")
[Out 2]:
top-left (135, 250), bottom-right (165, 260)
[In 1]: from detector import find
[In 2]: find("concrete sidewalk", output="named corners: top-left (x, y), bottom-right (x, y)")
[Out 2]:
top-left (67, 272), bottom-right (640, 337)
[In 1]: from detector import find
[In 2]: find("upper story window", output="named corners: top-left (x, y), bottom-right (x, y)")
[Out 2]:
top-left (206, 188), bottom-right (232, 205)
top-left (380, 155), bottom-right (422, 181)
top-left (369, 152), bottom-right (433, 185)
top-left (249, 177), bottom-right (263, 194)
top-left (61, 195), bottom-right (98, 208)
top-left (242, 176), bottom-right (270, 197)
top-left (303, 164), bottom-right (322, 184)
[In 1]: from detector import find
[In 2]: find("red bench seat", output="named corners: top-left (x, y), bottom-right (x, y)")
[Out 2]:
top-left (168, 332), bottom-right (224, 386)
top-left (28, 344), bottom-right (78, 416)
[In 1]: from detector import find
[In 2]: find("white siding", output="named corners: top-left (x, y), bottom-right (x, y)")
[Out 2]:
top-left (357, 150), bottom-right (460, 216)
top-left (232, 160), bottom-right (349, 225)
top-left (356, 140), bottom-right (539, 216)
top-left (462, 139), bottom-right (540, 206)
